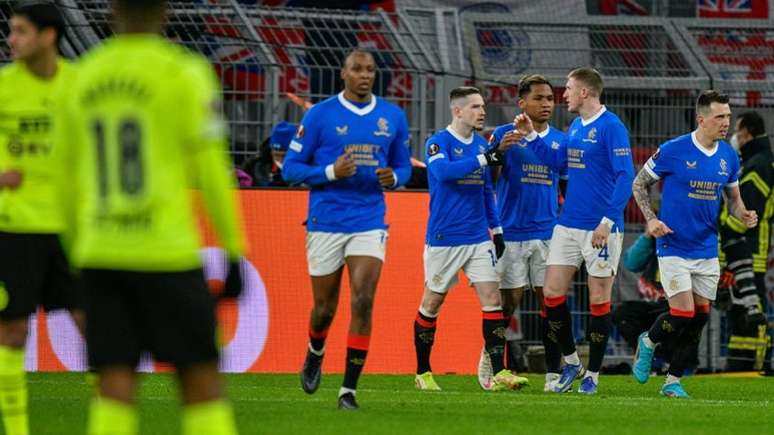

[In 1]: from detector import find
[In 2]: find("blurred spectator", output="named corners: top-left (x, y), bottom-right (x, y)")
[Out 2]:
top-left (719, 111), bottom-right (773, 372)
top-left (241, 122), bottom-right (296, 187)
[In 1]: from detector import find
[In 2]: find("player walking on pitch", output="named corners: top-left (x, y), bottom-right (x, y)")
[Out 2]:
top-left (513, 67), bottom-right (635, 394)
top-left (631, 90), bottom-right (757, 397)
top-left (413, 86), bottom-right (528, 392)
top-left (283, 49), bottom-right (412, 410)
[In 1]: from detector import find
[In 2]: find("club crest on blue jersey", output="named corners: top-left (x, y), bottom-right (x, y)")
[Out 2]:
top-left (719, 158), bottom-right (729, 176)
top-left (336, 125), bottom-right (348, 135)
top-left (428, 143), bottom-right (440, 155)
top-left (374, 117), bottom-right (391, 137)
top-left (584, 128), bottom-right (597, 143)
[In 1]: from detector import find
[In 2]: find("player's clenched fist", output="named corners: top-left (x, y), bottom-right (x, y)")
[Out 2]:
top-left (376, 167), bottom-right (395, 188)
top-left (740, 210), bottom-right (758, 228)
top-left (334, 149), bottom-right (357, 178)
top-left (646, 218), bottom-right (673, 238)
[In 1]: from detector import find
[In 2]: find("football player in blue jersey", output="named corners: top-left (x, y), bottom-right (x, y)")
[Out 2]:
top-left (412, 86), bottom-right (528, 392)
top-left (514, 67), bottom-right (635, 394)
top-left (631, 90), bottom-right (757, 397)
top-left (477, 74), bottom-right (565, 392)
top-left (283, 49), bottom-right (412, 410)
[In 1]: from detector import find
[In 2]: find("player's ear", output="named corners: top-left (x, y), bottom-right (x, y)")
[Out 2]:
top-left (41, 28), bottom-right (57, 49)
top-left (518, 98), bottom-right (526, 111)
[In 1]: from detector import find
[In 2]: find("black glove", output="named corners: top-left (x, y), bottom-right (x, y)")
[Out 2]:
top-left (482, 148), bottom-right (504, 166)
top-left (221, 260), bottom-right (243, 300)
top-left (493, 233), bottom-right (505, 259)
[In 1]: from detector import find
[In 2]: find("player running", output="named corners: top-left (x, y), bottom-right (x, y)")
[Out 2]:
top-left (631, 90), bottom-right (757, 397)
top-left (53, 1), bottom-right (246, 433)
top-left (513, 67), bottom-right (635, 394)
top-left (413, 86), bottom-right (528, 392)
top-left (283, 49), bottom-right (412, 410)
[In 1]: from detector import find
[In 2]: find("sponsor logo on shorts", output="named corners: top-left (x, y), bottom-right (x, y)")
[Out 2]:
top-left (432, 274), bottom-right (443, 287)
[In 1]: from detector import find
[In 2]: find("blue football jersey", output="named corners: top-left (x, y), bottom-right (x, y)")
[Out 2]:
top-left (526, 107), bottom-right (634, 232)
top-left (644, 132), bottom-right (740, 259)
top-left (490, 123), bottom-right (567, 241)
top-left (425, 127), bottom-right (500, 247)
top-left (282, 92), bottom-right (412, 233)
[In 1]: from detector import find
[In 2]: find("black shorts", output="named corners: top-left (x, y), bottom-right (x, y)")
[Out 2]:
top-left (82, 268), bottom-right (219, 370)
top-left (0, 232), bottom-right (82, 321)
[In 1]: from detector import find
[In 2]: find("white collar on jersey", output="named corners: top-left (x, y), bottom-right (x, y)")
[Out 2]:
top-left (537, 125), bottom-right (551, 138)
top-left (580, 105), bottom-right (607, 127)
top-left (445, 125), bottom-right (474, 144)
top-left (691, 130), bottom-right (719, 157)
top-left (337, 92), bottom-right (377, 116)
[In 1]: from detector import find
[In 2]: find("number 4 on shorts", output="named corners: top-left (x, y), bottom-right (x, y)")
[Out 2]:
top-left (598, 245), bottom-right (609, 261)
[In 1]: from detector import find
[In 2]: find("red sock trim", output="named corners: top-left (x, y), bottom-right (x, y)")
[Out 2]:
top-left (695, 304), bottom-right (710, 314)
top-left (347, 334), bottom-right (371, 351)
top-left (538, 309), bottom-right (547, 318)
top-left (309, 327), bottom-right (329, 340)
top-left (590, 302), bottom-right (611, 316)
top-left (670, 308), bottom-right (695, 318)
top-left (544, 296), bottom-right (566, 308)
top-left (482, 311), bottom-right (504, 320)
top-left (415, 314), bottom-right (436, 329)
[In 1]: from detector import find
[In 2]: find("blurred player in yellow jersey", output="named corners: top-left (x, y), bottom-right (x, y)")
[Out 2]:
top-left (0, 3), bottom-right (81, 434)
top-left (52, 1), bottom-right (246, 434)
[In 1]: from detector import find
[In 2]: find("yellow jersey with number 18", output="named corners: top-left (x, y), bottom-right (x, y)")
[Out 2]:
top-left (53, 34), bottom-right (245, 271)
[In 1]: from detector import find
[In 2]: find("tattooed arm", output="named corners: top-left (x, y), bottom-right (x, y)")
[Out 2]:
top-left (632, 167), bottom-right (672, 237)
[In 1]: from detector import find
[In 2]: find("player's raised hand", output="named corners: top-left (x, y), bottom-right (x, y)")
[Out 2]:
top-left (740, 209), bottom-right (758, 228)
top-left (591, 223), bottom-right (610, 249)
top-left (0, 170), bottom-right (23, 190)
top-left (375, 167), bottom-right (395, 188)
top-left (513, 113), bottom-right (534, 136)
top-left (334, 149), bottom-right (357, 178)
top-left (646, 218), bottom-right (673, 238)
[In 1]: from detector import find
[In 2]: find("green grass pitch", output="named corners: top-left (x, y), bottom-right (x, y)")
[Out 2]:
top-left (22, 372), bottom-right (773, 434)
